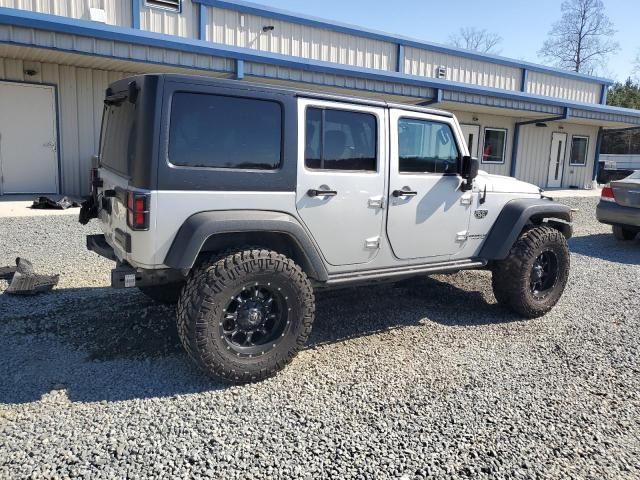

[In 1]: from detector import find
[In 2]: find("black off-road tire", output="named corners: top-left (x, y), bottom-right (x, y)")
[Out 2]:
top-left (139, 283), bottom-right (184, 304)
top-left (176, 249), bottom-right (315, 383)
top-left (491, 226), bottom-right (570, 319)
top-left (612, 225), bottom-right (637, 241)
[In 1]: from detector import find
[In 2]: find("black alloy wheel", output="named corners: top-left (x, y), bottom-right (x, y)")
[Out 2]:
top-left (529, 250), bottom-right (559, 299)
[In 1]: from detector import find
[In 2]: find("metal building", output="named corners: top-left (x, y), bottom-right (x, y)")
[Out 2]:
top-left (1, 0), bottom-right (640, 196)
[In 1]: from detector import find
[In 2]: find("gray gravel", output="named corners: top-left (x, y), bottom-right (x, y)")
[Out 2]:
top-left (1, 197), bottom-right (639, 479)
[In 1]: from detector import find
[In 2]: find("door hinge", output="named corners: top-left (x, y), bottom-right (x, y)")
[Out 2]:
top-left (456, 231), bottom-right (468, 242)
top-left (365, 236), bottom-right (381, 249)
top-left (368, 196), bottom-right (384, 209)
top-left (460, 194), bottom-right (473, 206)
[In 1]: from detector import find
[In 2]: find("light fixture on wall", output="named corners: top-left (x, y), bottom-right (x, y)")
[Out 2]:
top-left (262, 25), bottom-right (275, 33)
top-left (535, 122), bottom-right (548, 127)
top-left (24, 69), bottom-right (38, 77)
top-left (472, 115), bottom-right (479, 122)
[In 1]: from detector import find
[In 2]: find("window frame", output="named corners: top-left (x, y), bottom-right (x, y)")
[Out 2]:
top-left (569, 135), bottom-right (590, 167)
top-left (303, 105), bottom-right (379, 174)
top-left (144, 0), bottom-right (181, 13)
top-left (166, 91), bottom-right (284, 172)
top-left (397, 116), bottom-right (462, 176)
top-left (481, 127), bottom-right (508, 165)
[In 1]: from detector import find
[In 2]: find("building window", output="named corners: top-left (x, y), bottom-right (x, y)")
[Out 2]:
top-left (569, 136), bottom-right (589, 166)
top-left (168, 92), bottom-right (282, 170)
top-left (305, 107), bottom-right (377, 172)
top-left (145, 0), bottom-right (181, 12)
top-left (482, 128), bottom-right (507, 164)
top-left (398, 118), bottom-right (459, 174)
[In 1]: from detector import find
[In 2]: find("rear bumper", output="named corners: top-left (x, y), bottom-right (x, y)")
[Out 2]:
top-left (596, 201), bottom-right (640, 228)
top-left (86, 234), bottom-right (184, 289)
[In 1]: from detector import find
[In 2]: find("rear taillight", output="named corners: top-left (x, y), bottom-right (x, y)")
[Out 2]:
top-left (126, 191), bottom-right (150, 231)
top-left (601, 185), bottom-right (615, 203)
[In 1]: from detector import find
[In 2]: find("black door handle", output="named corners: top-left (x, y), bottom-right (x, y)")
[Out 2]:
top-left (392, 189), bottom-right (418, 198)
top-left (308, 189), bottom-right (338, 197)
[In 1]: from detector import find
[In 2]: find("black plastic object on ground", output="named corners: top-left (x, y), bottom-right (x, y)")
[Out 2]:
top-left (31, 196), bottom-right (81, 210)
top-left (2, 258), bottom-right (59, 295)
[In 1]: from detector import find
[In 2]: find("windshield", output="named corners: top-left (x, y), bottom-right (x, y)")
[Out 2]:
top-left (99, 100), bottom-right (137, 176)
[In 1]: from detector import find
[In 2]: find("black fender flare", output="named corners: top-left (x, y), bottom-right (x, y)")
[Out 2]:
top-left (163, 210), bottom-right (329, 281)
top-left (479, 198), bottom-right (573, 261)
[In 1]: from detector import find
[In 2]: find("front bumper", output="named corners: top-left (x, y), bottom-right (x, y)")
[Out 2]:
top-left (86, 234), bottom-right (185, 289)
top-left (596, 201), bottom-right (640, 228)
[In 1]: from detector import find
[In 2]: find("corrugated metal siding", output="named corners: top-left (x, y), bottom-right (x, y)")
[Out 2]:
top-left (0, 56), bottom-right (128, 195)
top-left (204, 6), bottom-right (396, 71)
top-left (450, 110), bottom-right (514, 177)
top-left (443, 90), bottom-right (564, 115)
top-left (0, 0), bottom-right (132, 27)
top-left (515, 123), bottom-right (598, 188)
top-left (244, 61), bottom-right (433, 99)
top-left (140, 1), bottom-right (198, 38)
top-left (404, 47), bottom-right (521, 91)
top-left (0, 24), bottom-right (234, 73)
top-left (527, 70), bottom-right (601, 104)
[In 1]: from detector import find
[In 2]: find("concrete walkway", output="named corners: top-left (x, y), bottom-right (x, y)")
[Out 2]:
top-left (0, 195), bottom-right (80, 218)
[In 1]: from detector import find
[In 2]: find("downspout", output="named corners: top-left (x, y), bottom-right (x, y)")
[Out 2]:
top-left (593, 127), bottom-right (603, 182)
top-left (509, 107), bottom-right (569, 178)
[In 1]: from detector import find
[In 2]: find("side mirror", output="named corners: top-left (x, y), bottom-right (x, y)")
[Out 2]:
top-left (461, 155), bottom-right (479, 191)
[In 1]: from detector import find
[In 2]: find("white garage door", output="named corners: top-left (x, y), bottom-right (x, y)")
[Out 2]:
top-left (0, 82), bottom-right (58, 194)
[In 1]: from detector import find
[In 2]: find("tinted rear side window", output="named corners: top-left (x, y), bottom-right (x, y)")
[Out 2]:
top-left (100, 101), bottom-right (137, 176)
top-left (305, 107), bottom-right (377, 171)
top-left (169, 92), bottom-right (282, 170)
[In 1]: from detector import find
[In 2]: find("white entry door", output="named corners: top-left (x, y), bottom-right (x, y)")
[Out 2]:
top-left (547, 132), bottom-right (567, 188)
top-left (0, 82), bottom-right (58, 194)
top-left (460, 124), bottom-right (480, 158)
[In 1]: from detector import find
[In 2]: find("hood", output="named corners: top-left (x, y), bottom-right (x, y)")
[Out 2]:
top-left (476, 170), bottom-right (541, 195)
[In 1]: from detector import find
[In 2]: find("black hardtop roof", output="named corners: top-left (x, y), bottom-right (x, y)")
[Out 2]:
top-left (108, 73), bottom-right (454, 118)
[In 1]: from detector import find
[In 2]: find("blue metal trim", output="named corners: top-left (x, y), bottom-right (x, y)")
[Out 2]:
top-left (419, 88), bottom-right (442, 106)
top-left (198, 3), bottom-right (207, 40)
top-left (593, 127), bottom-right (603, 181)
top-left (510, 110), bottom-right (569, 177)
top-left (132, 0), bottom-right (140, 29)
top-left (1, 7), bottom-right (637, 121)
top-left (192, 0), bottom-right (614, 86)
top-left (520, 68), bottom-right (528, 93)
top-left (600, 84), bottom-right (608, 105)
top-left (396, 44), bottom-right (404, 74)
top-left (236, 59), bottom-right (244, 79)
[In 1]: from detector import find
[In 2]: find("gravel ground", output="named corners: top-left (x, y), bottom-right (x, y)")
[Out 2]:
top-left (1, 197), bottom-right (639, 479)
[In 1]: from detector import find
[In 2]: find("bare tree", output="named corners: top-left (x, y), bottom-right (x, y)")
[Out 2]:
top-left (448, 27), bottom-right (503, 54)
top-left (538, 0), bottom-right (619, 74)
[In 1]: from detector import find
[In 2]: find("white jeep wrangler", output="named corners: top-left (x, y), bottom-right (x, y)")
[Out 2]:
top-left (81, 74), bottom-right (572, 382)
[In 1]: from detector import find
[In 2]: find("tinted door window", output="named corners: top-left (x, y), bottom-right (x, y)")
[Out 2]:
top-left (169, 93), bottom-right (282, 170)
top-left (305, 107), bottom-right (377, 171)
top-left (398, 118), bottom-right (459, 174)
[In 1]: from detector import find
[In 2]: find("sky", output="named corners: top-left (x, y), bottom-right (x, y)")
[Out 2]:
top-left (259, 0), bottom-right (639, 82)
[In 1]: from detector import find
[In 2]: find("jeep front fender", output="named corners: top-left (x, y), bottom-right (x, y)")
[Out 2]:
top-left (479, 199), bottom-right (573, 261)
top-left (164, 210), bottom-right (329, 281)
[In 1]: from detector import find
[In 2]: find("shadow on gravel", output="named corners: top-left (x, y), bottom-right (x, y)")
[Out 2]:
top-left (569, 233), bottom-right (640, 265)
top-left (0, 274), bottom-right (517, 404)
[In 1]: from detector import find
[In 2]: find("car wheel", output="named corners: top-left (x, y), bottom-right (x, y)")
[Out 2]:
top-left (491, 226), bottom-right (570, 319)
top-left (177, 249), bottom-right (315, 383)
top-left (139, 283), bottom-right (184, 304)
top-left (612, 225), bottom-right (637, 241)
